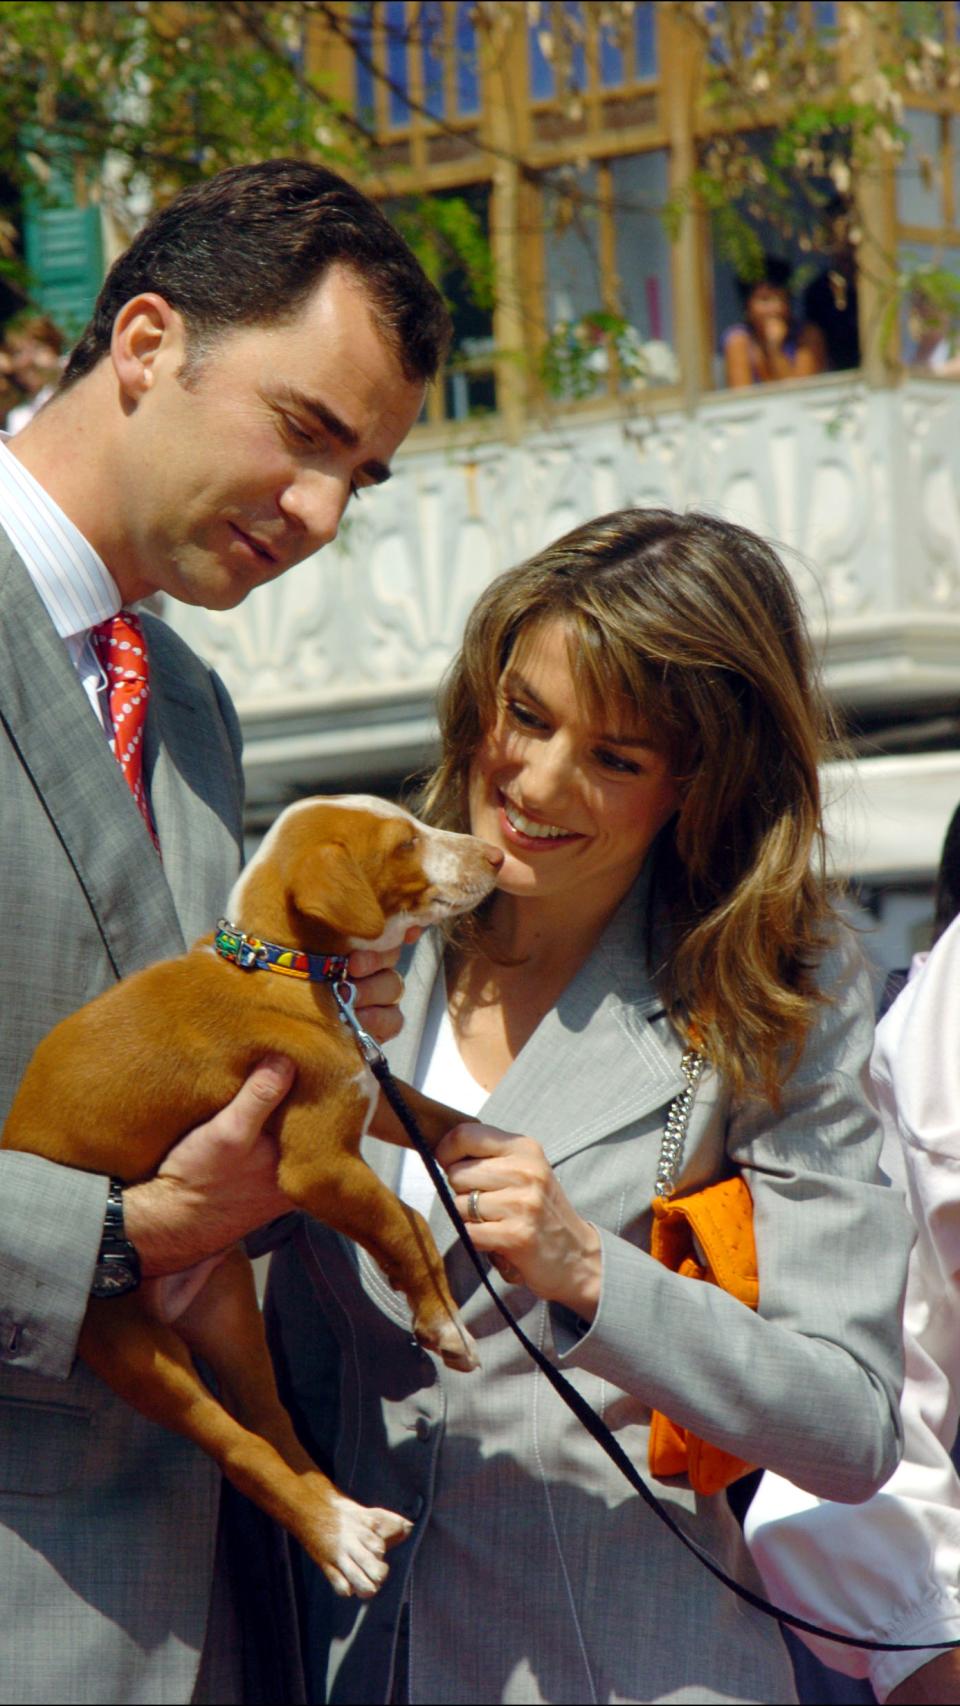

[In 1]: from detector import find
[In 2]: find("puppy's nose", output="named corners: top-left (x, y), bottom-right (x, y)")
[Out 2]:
top-left (481, 842), bottom-right (505, 871)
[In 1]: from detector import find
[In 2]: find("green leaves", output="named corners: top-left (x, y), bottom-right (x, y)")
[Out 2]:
top-left (0, 2), bottom-right (359, 203)
top-left (392, 192), bottom-right (495, 314)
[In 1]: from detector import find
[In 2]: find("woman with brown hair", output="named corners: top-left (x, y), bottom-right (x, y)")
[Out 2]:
top-left (266, 508), bottom-right (909, 1705)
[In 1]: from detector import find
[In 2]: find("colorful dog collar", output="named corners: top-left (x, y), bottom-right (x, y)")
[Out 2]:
top-left (214, 919), bottom-right (349, 985)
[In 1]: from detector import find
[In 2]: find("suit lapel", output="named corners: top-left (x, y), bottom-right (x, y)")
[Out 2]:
top-left (0, 540), bottom-right (184, 976)
top-left (141, 615), bottom-right (242, 947)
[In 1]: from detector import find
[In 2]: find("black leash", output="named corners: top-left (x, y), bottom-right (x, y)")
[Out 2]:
top-left (367, 1049), bottom-right (960, 1656)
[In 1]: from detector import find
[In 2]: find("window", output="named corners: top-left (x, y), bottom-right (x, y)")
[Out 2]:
top-left (527, 1), bottom-right (657, 101)
top-left (349, 1), bottom-right (481, 133)
top-left (895, 99), bottom-right (960, 370)
top-left (544, 154), bottom-right (674, 349)
top-left (611, 151), bottom-right (673, 350)
top-left (389, 184), bottom-right (496, 423)
top-left (542, 150), bottom-right (678, 399)
top-left (386, 0), bottom-right (410, 128)
top-left (543, 164), bottom-right (602, 329)
top-left (897, 107), bottom-right (949, 230)
top-left (351, 1), bottom-right (376, 127)
top-left (454, 4), bottom-right (480, 117)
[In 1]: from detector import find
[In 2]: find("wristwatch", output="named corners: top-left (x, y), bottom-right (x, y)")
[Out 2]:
top-left (90, 1177), bottom-right (142, 1298)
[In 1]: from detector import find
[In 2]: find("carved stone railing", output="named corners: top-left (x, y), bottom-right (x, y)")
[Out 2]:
top-left (162, 372), bottom-right (960, 826)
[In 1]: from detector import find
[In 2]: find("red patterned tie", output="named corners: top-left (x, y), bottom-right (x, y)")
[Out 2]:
top-left (91, 611), bottom-right (159, 849)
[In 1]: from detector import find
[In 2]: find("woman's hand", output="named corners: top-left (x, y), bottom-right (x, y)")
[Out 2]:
top-left (348, 931), bottom-right (420, 1045)
top-left (757, 311), bottom-right (789, 353)
top-left (434, 1121), bottom-right (602, 1319)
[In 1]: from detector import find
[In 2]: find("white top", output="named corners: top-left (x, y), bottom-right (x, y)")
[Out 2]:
top-left (745, 915), bottom-right (960, 1701)
top-left (0, 434), bottom-right (120, 732)
top-left (398, 968), bottom-right (487, 1221)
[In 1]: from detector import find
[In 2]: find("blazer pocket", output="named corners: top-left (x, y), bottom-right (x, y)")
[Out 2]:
top-left (0, 1396), bottom-right (92, 1495)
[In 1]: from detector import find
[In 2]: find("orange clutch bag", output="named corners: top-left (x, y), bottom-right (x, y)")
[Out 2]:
top-left (647, 1052), bottom-right (759, 1496)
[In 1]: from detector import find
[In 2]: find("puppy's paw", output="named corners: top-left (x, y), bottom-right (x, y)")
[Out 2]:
top-left (419, 1312), bottom-right (480, 1373)
top-left (320, 1497), bottom-right (413, 1599)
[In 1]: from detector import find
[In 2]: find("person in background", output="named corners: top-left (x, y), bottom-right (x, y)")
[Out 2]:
top-left (723, 256), bottom-right (826, 388)
top-left (932, 801), bottom-right (960, 938)
top-left (0, 336), bottom-right (22, 427)
top-left (878, 800), bottom-right (960, 1019)
top-left (4, 311), bottom-right (65, 430)
top-left (905, 287), bottom-right (960, 378)
top-left (267, 507), bottom-right (909, 1706)
top-left (746, 797), bottom-right (960, 1704)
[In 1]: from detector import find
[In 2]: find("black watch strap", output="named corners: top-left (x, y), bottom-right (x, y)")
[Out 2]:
top-left (90, 1177), bottom-right (141, 1299)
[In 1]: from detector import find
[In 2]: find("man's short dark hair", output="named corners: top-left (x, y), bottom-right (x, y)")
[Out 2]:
top-left (62, 158), bottom-right (451, 388)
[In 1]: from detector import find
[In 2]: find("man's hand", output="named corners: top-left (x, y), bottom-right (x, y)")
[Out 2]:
top-left (348, 929), bottom-right (419, 1045)
top-left (125, 1054), bottom-right (296, 1276)
top-left (124, 935), bottom-right (418, 1277)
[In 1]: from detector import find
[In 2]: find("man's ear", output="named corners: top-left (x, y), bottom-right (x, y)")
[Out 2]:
top-left (288, 843), bottom-right (386, 942)
top-left (111, 293), bottom-right (185, 401)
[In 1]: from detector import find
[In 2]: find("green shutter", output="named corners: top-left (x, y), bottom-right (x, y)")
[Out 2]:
top-left (21, 147), bottom-right (104, 337)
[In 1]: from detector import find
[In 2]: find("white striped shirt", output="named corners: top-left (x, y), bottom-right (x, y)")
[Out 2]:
top-left (0, 435), bottom-right (121, 731)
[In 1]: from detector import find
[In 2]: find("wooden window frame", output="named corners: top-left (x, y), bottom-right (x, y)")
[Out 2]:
top-left (523, 2), bottom-right (661, 117)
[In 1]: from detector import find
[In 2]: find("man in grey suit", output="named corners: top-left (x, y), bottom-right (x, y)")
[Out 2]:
top-left (0, 158), bottom-right (450, 1704)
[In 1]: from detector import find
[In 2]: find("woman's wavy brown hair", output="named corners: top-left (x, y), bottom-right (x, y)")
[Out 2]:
top-left (418, 507), bottom-right (842, 1103)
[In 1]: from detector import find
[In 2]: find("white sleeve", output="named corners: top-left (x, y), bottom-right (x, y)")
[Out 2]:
top-left (745, 919), bottom-right (960, 1702)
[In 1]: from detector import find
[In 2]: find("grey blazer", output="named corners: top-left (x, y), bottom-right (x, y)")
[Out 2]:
top-left (266, 875), bottom-right (911, 1705)
top-left (0, 536), bottom-right (245, 1705)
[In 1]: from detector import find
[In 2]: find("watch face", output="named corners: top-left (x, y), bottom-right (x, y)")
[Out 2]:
top-left (91, 1254), bottom-right (140, 1299)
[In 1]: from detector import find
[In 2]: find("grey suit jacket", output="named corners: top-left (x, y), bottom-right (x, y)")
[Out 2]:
top-left (266, 874), bottom-right (911, 1705)
top-left (0, 535), bottom-right (245, 1705)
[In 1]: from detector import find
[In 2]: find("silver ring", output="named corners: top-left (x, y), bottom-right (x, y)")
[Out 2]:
top-left (468, 1188), bottom-right (484, 1224)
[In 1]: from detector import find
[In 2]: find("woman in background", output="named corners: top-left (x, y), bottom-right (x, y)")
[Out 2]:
top-left (723, 257), bottom-right (825, 386)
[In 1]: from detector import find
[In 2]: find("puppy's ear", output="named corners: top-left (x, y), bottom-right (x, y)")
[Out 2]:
top-left (288, 843), bottom-right (386, 942)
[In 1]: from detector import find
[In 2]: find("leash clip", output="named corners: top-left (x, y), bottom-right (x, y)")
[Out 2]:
top-left (332, 977), bottom-right (386, 1069)
top-left (235, 934), bottom-right (266, 970)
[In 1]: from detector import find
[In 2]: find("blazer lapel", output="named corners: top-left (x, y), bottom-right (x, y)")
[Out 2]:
top-left (0, 540), bottom-right (184, 976)
top-left (142, 616), bottom-right (243, 947)
top-left (478, 876), bottom-right (685, 1165)
top-left (384, 930), bottom-right (443, 1083)
top-left (476, 987), bottom-right (683, 1163)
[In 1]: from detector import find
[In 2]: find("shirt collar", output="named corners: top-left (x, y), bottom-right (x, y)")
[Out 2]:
top-left (0, 434), bottom-right (120, 640)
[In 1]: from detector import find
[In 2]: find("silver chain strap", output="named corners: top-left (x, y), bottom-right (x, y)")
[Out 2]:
top-left (654, 1049), bottom-right (705, 1200)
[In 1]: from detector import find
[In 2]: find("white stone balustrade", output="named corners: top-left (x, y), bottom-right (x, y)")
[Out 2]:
top-left (162, 372), bottom-right (960, 824)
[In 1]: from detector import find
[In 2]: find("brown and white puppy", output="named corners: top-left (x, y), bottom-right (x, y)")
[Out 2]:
top-left (2, 795), bottom-right (501, 1598)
